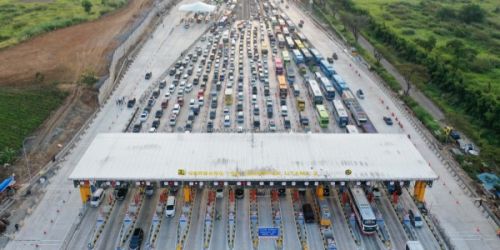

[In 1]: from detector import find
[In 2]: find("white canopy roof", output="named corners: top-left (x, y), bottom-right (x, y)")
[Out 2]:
top-left (69, 133), bottom-right (437, 182)
top-left (178, 1), bottom-right (216, 12)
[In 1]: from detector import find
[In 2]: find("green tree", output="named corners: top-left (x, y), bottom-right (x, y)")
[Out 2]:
top-left (445, 39), bottom-right (477, 71)
top-left (399, 64), bottom-right (428, 96)
top-left (340, 12), bottom-right (369, 42)
top-left (459, 4), bottom-right (485, 23)
top-left (422, 36), bottom-right (436, 52)
top-left (82, 0), bottom-right (93, 14)
top-left (436, 7), bottom-right (455, 20)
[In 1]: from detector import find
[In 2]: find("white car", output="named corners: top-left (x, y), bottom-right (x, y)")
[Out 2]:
top-left (185, 83), bottom-right (193, 93)
top-left (198, 96), bottom-right (204, 105)
top-left (224, 115), bottom-right (231, 127)
top-left (216, 188), bottom-right (224, 198)
top-left (165, 92), bottom-right (171, 99)
top-left (189, 99), bottom-right (196, 108)
top-left (139, 111), bottom-right (148, 122)
top-left (172, 104), bottom-right (180, 115)
top-left (169, 114), bottom-right (177, 126)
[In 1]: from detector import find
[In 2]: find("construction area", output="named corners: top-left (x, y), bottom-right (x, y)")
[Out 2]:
top-left (0, 0), bottom-right (498, 249)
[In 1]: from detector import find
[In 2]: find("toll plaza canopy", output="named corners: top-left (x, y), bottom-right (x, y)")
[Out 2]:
top-left (69, 133), bottom-right (438, 182)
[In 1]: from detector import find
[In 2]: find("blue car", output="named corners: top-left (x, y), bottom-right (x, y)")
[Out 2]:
top-left (129, 228), bottom-right (144, 250)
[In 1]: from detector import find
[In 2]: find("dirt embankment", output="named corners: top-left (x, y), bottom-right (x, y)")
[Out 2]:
top-left (0, 0), bottom-right (153, 86)
top-left (0, 0), bottom-right (155, 182)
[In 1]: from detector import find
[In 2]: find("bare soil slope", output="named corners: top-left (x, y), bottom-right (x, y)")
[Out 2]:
top-left (0, 0), bottom-right (152, 86)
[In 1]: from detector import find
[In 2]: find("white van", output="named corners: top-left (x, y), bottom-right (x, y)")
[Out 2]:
top-left (165, 196), bottom-right (176, 217)
top-left (90, 188), bottom-right (105, 207)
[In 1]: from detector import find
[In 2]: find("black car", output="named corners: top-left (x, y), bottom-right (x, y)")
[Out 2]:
top-left (145, 72), bottom-right (152, 80)
top-left (127, 98), bottom-right (136, 108)
top-left (152, 119), bottom-right (160, 129)
top-left (116, 184), bottom-right (129, 201)
top-left (209, 110), bottom-right (216, 119)
top-left (169, 68), bottom-right (176, 76)
top-left (207, 120), bottom-right (214, 133)
top-left (235, 188), bottom-right (244, 199)
top-left (323, 186), bottom-right (330, 196)
top-left (129, 228), bottom-right (144, 250)
top-left (383, 116), bottom-right (393, 125)
top-left (302, 203), bottom-right (315, 223)
top-left (132, 124), bottom-right (142, 133)
top-left (155, 110), bottom-right (163, 119)
top-left (278, 188), bottom-right (286, 197)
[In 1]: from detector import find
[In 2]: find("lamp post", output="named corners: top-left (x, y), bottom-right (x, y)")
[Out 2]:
top-left (22, 136), bottom-right (36, 182)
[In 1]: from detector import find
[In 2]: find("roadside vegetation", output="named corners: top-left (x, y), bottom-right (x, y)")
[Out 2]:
top-left (0, 86), bottom-right (67, 165)
top-left (315, 0), bottom-right (499, 177)
top-left (0, 0), bottom-right (128, 49)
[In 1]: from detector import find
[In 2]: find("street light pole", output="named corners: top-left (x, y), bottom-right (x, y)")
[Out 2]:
top-left (22, 136), bottom-right (36, 182)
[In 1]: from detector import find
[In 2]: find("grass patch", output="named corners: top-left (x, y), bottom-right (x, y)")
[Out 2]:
top-left (0, 0), bottom-right (128, 49)
top-left (0, 86), bottom-right (67, 164)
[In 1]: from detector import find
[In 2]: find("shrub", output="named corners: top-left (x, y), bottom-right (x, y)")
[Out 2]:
top-left (459, 4), bottom-right (485, 24)
top-left (401, 29), bottom-right (415, 36)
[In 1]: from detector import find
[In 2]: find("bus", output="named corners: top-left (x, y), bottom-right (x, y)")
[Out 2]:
top-left (332, 100), bottom-right (349, 128)
top-left (294, 39), bottom-right (305, 49)
top-left (296, 32), bottom-right (307, 42)
top-left (345, 125), bottom-right (359, 134)
top-left (342, 89), bottom-right (367, 125)
top-left (292, 49), bottom-right (304, 64)
top-left (225, 88), bottom-right (233, 105)
top-left (277, 34), bottom-right (285, 48)
top-left (332, 74), bottom-right (349, 94)
top-left (286, 66), bottom-right (295, 84)
top-left (261, 42), bottom-right (268, 54)
top-left (282, 27), bottom-right (290, 36)
top-left (275, 57), bottom-right (284, 75)
top-left (301, 48), bottom-right (313, 63)
top-left (278, 75), bottom-right (288, 98)
top-left (405, 241), bottom-right (424, 250)
top-left (348, 186), bottom-right (378, 234)
top-left (319, 59), bottom-right (335, 78)
top-left (285, 36), bottom-right (295, 49)
top-left (309, 48), bottom-right (323, 64)
top-left (316, 105), bottom-right (329, 128)
top-left (282, 50), bottom-right (290, 64)
top-left (318, 76), bottom-right (335, 100)
top-left (307, 79), bottom-right (323, 105)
